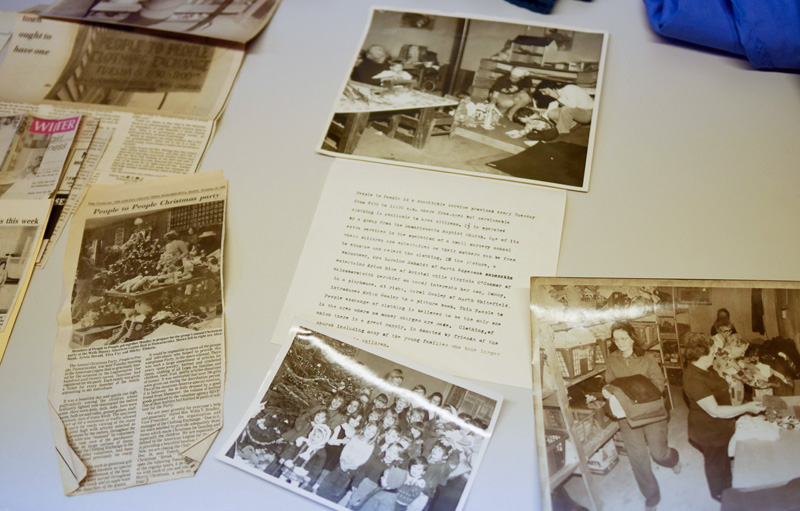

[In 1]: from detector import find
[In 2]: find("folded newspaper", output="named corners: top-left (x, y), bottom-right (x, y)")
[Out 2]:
top-left (48, 171), bottom-right (227, 494)
top-left (0, 112), bottom-right (84, 361)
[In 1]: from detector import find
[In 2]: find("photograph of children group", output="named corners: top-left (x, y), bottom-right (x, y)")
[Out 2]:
top-left (321, 9), bottom-right (605, 191)
top-left (224, 326), bottom-right (500, 511)
top-left (0, 225), bottom-right (39, 329)
top-left (70, 201), bottom-right (224, 348)
top-left (532, 280), bottom-right (800, 511)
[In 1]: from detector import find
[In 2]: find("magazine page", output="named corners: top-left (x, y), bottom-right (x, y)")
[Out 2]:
top-left (0, 14), bottom-right (244, 121)
top-left (42, 0), bottom-right (282, 44)
top-left (0, 198), bottom-right (50, 359)
top-left (218, 320), bottom-right (503, 511)
top-left (530, 277), bottom-right (800, 511)
top-left (272, 159), bottom-right (566, 388)
top-left (48, 171), bottom-right (227, 494)
top-left (318, 8), bottom-right (607, 192)
top-left (0, 113), bottom-right (82, 200)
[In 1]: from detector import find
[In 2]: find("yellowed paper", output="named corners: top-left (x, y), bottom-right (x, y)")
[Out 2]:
top-left (48, 171), bottom-right (228, 495)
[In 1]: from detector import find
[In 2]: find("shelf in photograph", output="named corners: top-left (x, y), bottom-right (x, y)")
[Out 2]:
top-left (664, 364), bottom-right (682, 369)
top-left (565, 365), bottom-right (605, 387)
top-left (551, 461), bottom-right (580, 488)
top-left (584, 421), bottom-right (620, 457)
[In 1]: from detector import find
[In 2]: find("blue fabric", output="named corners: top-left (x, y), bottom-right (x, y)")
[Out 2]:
top-left (643, 0), bottom-right (800, 70)
top-left (504, 0), bottom-right (558, 15)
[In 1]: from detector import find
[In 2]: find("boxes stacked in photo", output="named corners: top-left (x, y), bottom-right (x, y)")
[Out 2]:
top-left (588, 439), bottom-right (619, 475)
top-left (553, 327), bottom-right (598, 379)
top-left (545, 430), bottom-right (568, 476)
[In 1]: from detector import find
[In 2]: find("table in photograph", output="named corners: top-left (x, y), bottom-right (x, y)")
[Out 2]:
top-left (330, 81), bottom-right (459, 153)
top-left (731, 397), bottom-right (800, 489)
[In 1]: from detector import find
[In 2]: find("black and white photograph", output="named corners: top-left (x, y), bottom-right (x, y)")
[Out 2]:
top-left (531, 278), bottom-right (800, 511)
top-left (42, 0), bottom-right (281, 43)
top-left (0, 225), bottom-right (39, 330)
top-left (319, 9), bottom-right (607, 192)
top-left (218, 322), bottom-right (502, 511)
top-left (70, 201), bottom-right (224, 348)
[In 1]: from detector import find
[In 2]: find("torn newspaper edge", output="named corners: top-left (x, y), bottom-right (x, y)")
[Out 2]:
top-left (219, 320), bottom-right (503, 511)
top-left (48, 170), bottom-right (227, 494)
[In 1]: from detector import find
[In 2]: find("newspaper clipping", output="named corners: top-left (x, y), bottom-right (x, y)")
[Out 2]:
top-left (531, 278), bottom-right (800, 511)
top-left (0, 200), bottom-right (50, 335)
top-left (219, 321), bottom-right (503, 511)
top-left (48, 171), bottom-right (227, 494)
top-left (43, 0), bottom-right (282, 44)
top-left (0, 111), bottom-right (83, 359)
top-left (0, 14), bottom-right (244, 120)
top-left (0, 14), bottom-right (245, 271)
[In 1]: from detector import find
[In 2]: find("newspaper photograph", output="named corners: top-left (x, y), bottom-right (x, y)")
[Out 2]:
top-left (530, 277), bottom-right (800, 511)
top-left (0, 113), bottom-right (82, 200)
top-left (42, 0), bottom-right (282, 44)
top-left (0, 14), bottom-right (244, 120)
top-left (318, 8), bottom-right (607, 192)
top-left (219, 321), bottom-right (502, 511)
top-left (48, 171), bottom-right (227, 494)
top-left (0, 199), bottom-right (50, 360)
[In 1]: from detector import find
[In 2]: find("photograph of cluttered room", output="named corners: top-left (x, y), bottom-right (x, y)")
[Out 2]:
top-left (532, 282), bottom-right (800, 511)
top-left (321, 9), bottom-right (606, 191)
top-left (70, 201), bottom-right (224, 348)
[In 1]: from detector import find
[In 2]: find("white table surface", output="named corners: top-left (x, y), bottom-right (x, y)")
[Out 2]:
top-left (1, 0), bottom-right (799, 510)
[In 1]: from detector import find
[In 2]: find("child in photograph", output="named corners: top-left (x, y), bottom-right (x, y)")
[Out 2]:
top-left (293, 395), bottom-right (345, 437)
top-left (348, 442), bottom-right (406, 508)
top-left (422, 441), bottom-right (454, 496)
top-left (357, 466), bottom-right (408, 511)
top-left (283, 409), bottom-right (329, 445)
top-left (316, 421), bottom-right (380, 502)
top-left (366, 408), bottom-right (384, 425)
top-left (321, 412), bottom-right (364, 480)
top-left (395, 457), bottom-right (428, 511)
top-left (506, 107), bottom-right (559, 143)
top-left (377, 426), bottom-right (402, 456)
top-left (372, 59), bottom-right (414, 87)
top-left (392, 396), bottom-right (411, 431)
top-left (371, 394), bottom-right (390, 415)
top-left (405, 422), bottom-right (426, 461)
top-left (380, 410), bottom-right (400, 435)
top-left (276, 423), bottom-right (332, 489)
top-left (411, 385), bottom-right (426, 397)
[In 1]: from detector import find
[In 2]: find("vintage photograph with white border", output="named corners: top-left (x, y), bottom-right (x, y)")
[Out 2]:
top-left (218, 320), bottom-right (503, 511)
top-left (318, 8), bottom-right (607, 192)
top-left (530, 277), bottom-right (800, 511)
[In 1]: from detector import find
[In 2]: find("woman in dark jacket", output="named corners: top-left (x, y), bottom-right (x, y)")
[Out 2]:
top-left (605, 321), bottom-right (680, 511)
top-left (682, 332), bottom-right (765, 502)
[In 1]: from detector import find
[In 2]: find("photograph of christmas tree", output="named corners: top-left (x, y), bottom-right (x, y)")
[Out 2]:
top-left (219, 323), bottom-right (502, 511)
top-left (70, 201), bottom-right (224, 348)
